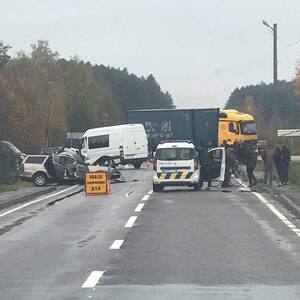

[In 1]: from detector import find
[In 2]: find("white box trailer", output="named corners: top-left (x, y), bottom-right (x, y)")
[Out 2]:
top-left (80, 124), bottom-right (148, 168)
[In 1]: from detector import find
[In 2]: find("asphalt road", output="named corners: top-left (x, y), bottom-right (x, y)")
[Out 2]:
top-left (0, 166), bottom-right (300, 299)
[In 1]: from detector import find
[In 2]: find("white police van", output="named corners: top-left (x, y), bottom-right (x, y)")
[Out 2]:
top-left (152, 141), bottom-right (225, 192)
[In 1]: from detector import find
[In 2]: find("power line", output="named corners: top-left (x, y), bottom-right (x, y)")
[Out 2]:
top-left (266, 28), bottom-right (300, 47)
top-left (278, 38), bottom-right (300, 47)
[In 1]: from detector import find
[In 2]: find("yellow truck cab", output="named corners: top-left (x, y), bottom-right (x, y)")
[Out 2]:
top-left (218, 109), bottom-right (258, 145)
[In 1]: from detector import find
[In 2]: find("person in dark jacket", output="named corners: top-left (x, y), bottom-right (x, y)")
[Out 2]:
top-left (273, 145), bottom-right (283, 184)
top-left (245, 145), bottom-right (257, 188)
top-left (198, 145), bottom-right (212, 190)
top-left (281, 144), bottom-right (291, 185)
top-left (233, 140), bottom-right (244, 164)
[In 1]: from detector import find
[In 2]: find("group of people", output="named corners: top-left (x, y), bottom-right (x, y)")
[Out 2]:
top-left (221, 140), bottom-right (258, 188)
top-left (197, 139), bottom-right (291, 190)
top-left (261, 142), bottom-right (291, 186)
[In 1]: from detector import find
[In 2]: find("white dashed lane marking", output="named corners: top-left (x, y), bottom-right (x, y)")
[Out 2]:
top-left (82, 271), bottom-right (105, 288)
top-left (82, 191), bottom-right (151, 287)
top-left (124, 216), bottom-right (137, 228)
top-left (109, 240), bottom-right (124, 250)
top-left (135, 203), bottom-right (144, 212)
top-left (252, 192), bottom-right (300, 238)
top-left (142, 195), bottom-right (150, 201)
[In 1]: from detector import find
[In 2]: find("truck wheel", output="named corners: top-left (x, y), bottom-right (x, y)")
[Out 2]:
top-left (133, 161), bottom-right (142, 169)
top-left (33, 172), bottom-right (47, 187)
top-left (153, 183), bottom-right (163, 192)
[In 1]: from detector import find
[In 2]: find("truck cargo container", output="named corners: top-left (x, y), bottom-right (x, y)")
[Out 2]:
top-left (127, 108), bottom-right (219, 151)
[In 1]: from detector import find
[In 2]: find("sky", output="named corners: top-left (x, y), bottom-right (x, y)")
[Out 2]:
top-left (1, 0), bottom-right (300, 108)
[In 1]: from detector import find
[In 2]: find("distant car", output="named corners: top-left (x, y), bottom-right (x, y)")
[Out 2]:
top-left (19, 153), bottom-right (121, 187)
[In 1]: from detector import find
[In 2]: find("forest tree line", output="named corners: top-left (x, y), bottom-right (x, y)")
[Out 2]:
top-left (0, 40), bottom-right (174, 153)
top-left (225, 76), bottom-right (300, 143)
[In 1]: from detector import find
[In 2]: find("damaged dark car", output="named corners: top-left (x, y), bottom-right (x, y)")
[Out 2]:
top-left (19, 152), bottom-right (122, 187)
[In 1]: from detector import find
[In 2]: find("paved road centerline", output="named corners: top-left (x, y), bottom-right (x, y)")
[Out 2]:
top-left (124, 216), bottom-right (137, 228)
top-left (110, 240), bottom-right (124, 250)
top-left (142, 195), bottom-right (150, 201)
top-left (0, 185), bottom-right (79, 218)
top-left (135, 203), bottom-right (144, 212)
top-left (82, 271), bottom-right (105, 288)
top-left (253, 191), bottom-right (300, 238)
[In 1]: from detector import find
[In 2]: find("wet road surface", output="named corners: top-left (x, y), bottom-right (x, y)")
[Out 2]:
top-left (0, 167), bottom-right (300, 299)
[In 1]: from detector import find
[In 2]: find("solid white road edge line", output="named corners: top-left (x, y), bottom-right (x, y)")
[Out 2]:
top-left (252, 191), bottom-right (300, 238)
top-left (82, 271), bottom-right (105, 288)
top-left (142, 195), bottom-right (150, 201)
top-left (109, 239), bottom-right (124, 250)
top-left (124, 216), bottom-right (137, 228)
top-left (0, 185), bottom-right (79, 218)
top-left (135, 203), bottom-right (145, 212)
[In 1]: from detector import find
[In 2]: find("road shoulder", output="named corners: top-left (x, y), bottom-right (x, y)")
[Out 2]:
top-left (0, 185), bottom-right (58, 210)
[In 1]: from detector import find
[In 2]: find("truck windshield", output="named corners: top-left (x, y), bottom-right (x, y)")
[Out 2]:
top-left (240, 121), bottom-right (257, 135)
top-left (156, 148), bottom-right (194, 161)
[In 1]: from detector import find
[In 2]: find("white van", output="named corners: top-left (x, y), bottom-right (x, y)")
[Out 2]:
top-left (80, 124), bottom-right (148, 168)
top-left (152, 141), bottom-right (225, 192)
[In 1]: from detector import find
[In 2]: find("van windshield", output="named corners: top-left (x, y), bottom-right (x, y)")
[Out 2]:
top-left (156, 148), bottom-right (194, 161)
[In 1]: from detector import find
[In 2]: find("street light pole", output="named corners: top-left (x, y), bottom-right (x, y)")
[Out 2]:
top-left (273, 23), bottom-right (278, 86)
top-left (262, 20), bottom-right (278, 85)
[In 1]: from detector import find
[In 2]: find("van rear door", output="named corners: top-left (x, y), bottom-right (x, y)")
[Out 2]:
top-left (134, 128), bottom-right (148, 157)
top-left (122, 130), bottom-right (137, 158)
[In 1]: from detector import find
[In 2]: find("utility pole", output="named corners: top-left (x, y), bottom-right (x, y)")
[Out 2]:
top-left (273, 23), bottom-right (278, 86)
top-left (262, 20), bottom-right (279, 137)
top-left (262, 20), bottom-right (278, 85)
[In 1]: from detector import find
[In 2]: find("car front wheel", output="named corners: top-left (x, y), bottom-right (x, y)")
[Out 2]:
top-left (153, 183), bottom-right (163, 192)
top-left (193, 182), bottom-right (201, 191)
top-left (133, 161), bottom-right (142, 169)
top-left (33, 172), bottom-right (47, 187)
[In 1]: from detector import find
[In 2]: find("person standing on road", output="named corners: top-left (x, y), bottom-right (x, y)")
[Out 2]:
top-left (245, 145), bottom-right (257, 188)
top-left (198, 144), bottom-right (212, 190)
top-left (233, 140), bottom-right (244, 164)
top-left (273, 145), bottom-right (283, 185)
top-left (222, 145), bottom-right (235, 188)
top-left (261, 144), bottom-right (274, 185)
top-left (281, 143), bottom-right (291, 185)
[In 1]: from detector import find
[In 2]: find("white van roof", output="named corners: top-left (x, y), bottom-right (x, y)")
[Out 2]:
top-left (157, 142), bottom-right (195, 149)
top-left (83, 124), bottom-right (144, 137)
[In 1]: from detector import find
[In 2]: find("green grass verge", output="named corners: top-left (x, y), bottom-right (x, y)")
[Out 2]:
top-left (0, 180), bottom-right (34, 193)
top-left (289, 162), bottom-right (300, 187)
top-left (256, 160), bottom-right (300, 187)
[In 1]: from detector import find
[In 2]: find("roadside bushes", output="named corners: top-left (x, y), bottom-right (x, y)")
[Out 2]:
top-left (0, 142), bottom-right (18, 185)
